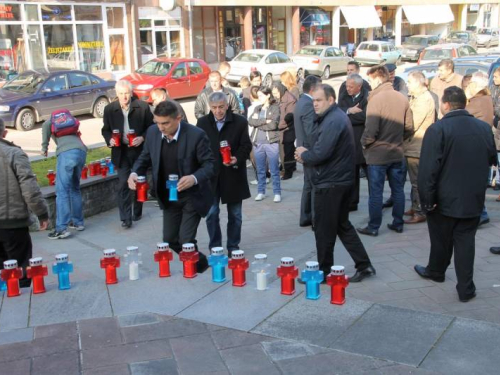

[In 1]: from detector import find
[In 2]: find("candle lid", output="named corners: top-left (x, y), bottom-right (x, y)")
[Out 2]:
top-left (29, 257), bottom-right (43, 267)
top-left (157, 242), bottom-right (170, 251)
top-left (305, 261), bottom-right (319, 271)
top-left (3, 259), bottom-right (18, 269)
top-left (100, 158), bottom-right (106, 162)
top-left (112, 129), bottom-right (120, 133)
top-left (211, 247), bottom-right (224, 256)
top-left (48, 169), bottom-right (54, 173)
top-left (281, 257), bottom-right (294, 266)
top-left (55, 253), bottom-right (68, 262)
top-left (254, 254), bottom-right (267, 260)
top-left (231, 250), bottom-right (245, 259)
top-left (103, 249), bottom-right (117, 257)
top-left (182, 243), bottom-right (195, 252)
top-left (126, 246), bottom-right (139, 253)
top-left (331, 265), bottom-right (345, 275)
top-left (128, 129), bottom-right (135, 134)
top-left (220, 140), bottom-right (229, 147)
top-left (168, 174), bottom-right (179, 181)
top-left (137, 176), bottom-right (146, 183)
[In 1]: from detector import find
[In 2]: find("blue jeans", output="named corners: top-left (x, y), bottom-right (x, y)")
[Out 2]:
top-left (367, 162), bottom-right (405, 230)
top-left (55, 149), bottom-right (86, 232)
top-left (254, 143), bottom-right (281, 195)
top-left (205, 189), bottom-right (243, 252)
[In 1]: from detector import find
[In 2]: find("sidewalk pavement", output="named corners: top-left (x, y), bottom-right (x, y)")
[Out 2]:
top-left (1, 168), bottom-right (500, 374)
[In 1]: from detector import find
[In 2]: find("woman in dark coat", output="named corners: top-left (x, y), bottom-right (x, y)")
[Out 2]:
top-left (272, 82), bottom-right (297, 180)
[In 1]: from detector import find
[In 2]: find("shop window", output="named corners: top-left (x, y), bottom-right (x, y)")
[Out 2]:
top-left (41, 5), bottom-right (72, 21)
top-left (75, 6), bottom-right (103, 21)
top-left (43, 74), bottom-right (68, 92)
top-left (109, 35), bottom-right (126, 71)
top-left (25, 4), bottom-right (39, 21)
top-left (139, 19), bottom-right (151, 28)
top-left (192, 7), bottom-right (217, 63)
top-left (0, 3), bottom-right (20, 21)
top-left (0, 24), bottom-right (22, 80)
top-left (169, 19), bottom-right (181, 27)
top-left (169, 31), bottom-right (181, 58)
top-left (76, 24), bottom-right (105, 72)
top-left (107, 7), bottom-right (124, 29)
top-left (44, 24), bottom-right (76, 71)
top-left (28, 25), bottom-right (44, 70)
top-left (154, 20), bottom-right (166, 26)
top-left (140, 30), bottom-right (153, 65)
top-left (69, 72), bottom-right (91, 88)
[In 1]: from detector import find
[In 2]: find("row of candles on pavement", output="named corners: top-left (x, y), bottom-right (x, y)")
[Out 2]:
top-left (0, 244), bottom-right (349, 305)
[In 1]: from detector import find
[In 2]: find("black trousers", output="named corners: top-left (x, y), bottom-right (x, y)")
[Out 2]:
top-left (350, 163), bottom-right (368, 209)
top-left (300, 166), bottom-right (313, 227)
top-left (283, 141), bottom-right (296, 177)
top-left (162, 194), bottom-right (208, 262)
top-left (426, 211), bottom-right (479, 299)
top-left (0, 227), bottom-right (32, 287)
top-left (406, 157), bottom-right (423, 215)
top-left (117, 153), bottom-right (143, 222)
top-left (313, 184), bottom-right (372, 274)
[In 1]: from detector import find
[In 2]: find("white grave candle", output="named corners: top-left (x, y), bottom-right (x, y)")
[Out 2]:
top-left (256, 270), bottom-right (267, 290)
top-left (129, 262), bottom-right (139, 281)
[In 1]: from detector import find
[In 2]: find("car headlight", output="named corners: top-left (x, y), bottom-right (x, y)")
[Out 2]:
top-left (135, 84), bottom-right (154, 91)
top-left (0, 105), bottom-right (9, 112)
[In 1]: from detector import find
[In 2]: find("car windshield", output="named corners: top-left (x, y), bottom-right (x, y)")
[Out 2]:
top-left (404, 37), bottom-right (427, 46)
top-left (478, 29), bottom-right (492, 35)
top-left (2, 73), bottom-right (45, 94)
top-left (422, 49), bottom-right (453, 60)
top-left (297, 48), bottom-right (323, 56)
top-left (450, 32), bottom-right (469, 40)
top-left (136, 61), bottom-right (172, 76)
top-left (232, 52), bottom-right (264, 62)
top-left (358, 43), bottom-right (379, 52)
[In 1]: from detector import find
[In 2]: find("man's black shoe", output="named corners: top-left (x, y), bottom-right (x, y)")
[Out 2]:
top-left (197, 257), bottom-right (209, 274)
top-left (494, 185), bottom-right (500, 191)
top-left (357, 226), bottom-right (378, 237)
top-left (121, 220), bottom-right (132, 229)
top-left (382, 199), bottom-right (394, 208)
top-left (490, 246), bottom-right (500, 255)
top-left (349, 205), bottom-right (358, 212)
top-left (478, 217), bottom-right (490, 227)
top-left (350, 265), bottom-right (376, 282)
top-left (281, 175), bottom-right (293, 180)
top-left (459, 292), bottom-right (476, 303)
top-left (387, 223), bottom-right (403, 233)
top-left (414, 264), bottom-right (445, 282)
top-left (132, 215), bottom-right (142, 222)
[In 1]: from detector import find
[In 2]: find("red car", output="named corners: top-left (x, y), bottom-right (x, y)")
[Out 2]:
top-left (122, 58), bottom-right (210, 102)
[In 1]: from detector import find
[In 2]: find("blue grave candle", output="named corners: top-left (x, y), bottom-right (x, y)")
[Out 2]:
top-left (52, 253), bottom-right (73, 290)
top-left (208, 247), bottom-right (228, 283)
top-left (167, 174), bottom-right (178, 201)
top-left (301, 261), bottom-right (324, 300)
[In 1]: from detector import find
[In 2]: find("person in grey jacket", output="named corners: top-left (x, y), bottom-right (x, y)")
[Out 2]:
top-left (295, 84), bottom-right (375, 282)
top-left (195, 71), bottom-right (241, 119)
top-left (0, 119), bottom-right (49, 287)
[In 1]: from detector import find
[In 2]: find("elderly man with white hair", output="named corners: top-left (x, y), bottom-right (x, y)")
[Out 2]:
top-left (102, 80), bottom-right (154, 229)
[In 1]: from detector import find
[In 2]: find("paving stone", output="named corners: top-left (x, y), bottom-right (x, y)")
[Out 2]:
top-left (82, 340), bottom-right (172, 369)
top-left (0, 328), bottom-right (33, 345)
top-left (275, 349), bottom-right (395, 375)
top-left (170, 333), bottom-right (227, 375)
top-left (31, 328), bottom-right (79, 357)
top-left (118, 313), bottom-right (160, 327)
top-left (219, 343), bottom-right (281, 375)
top-left (0, 290), bottom-right (31, 332)
top-left (0, 341), bottom-right (33, 363)
top-left (388, 279), bottom-right (435, 290)
top-left (32, 351), bottom-right (80, 375)
top-left (29, 280), bottom-right (112, 326)
top-left (121, 318), bottom-right (207, 344)
top-left (210, 329), bottom-right (275, 350)
top-left (0, 359), bottom-right (31, 375)
top-left (79, 317), bottom-right (122, 349)
top-left (83, 364), bottom-right (131, 375)
top-left (262, 340), bottom-right (331, 361)
top-left (421, 318), bottom-right (500, 374)
top-left (332, 304), bottom-right (453, 366)
top-left (359, 364), bottom-right (442, 374)
top-left (35, 322), bottom-right (77, 339)
top-left (252, 295), bottom-right (373, 347)
top-left (130, 358), bottom-right (178, 375)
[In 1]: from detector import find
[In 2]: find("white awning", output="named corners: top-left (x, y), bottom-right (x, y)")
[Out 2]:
top-left (340, 6), bottom-right (382, 29)
top-left (402, 5), bottom-right (454, 25)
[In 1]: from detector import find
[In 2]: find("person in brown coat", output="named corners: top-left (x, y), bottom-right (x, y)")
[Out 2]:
top-left (404, 71), bottom-right (436, 224)
top-left (430, 59), bottom-right (463, 119)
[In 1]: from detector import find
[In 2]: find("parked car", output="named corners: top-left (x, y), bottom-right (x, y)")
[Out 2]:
top-left (354, 41), bottom-right (401, 65)
top-left (400, 61), bottom-right (491, 85)
top-left (445, 31), bottom-right (478, 49)
top-left (227, 49), bottom-right (297, 87)
top-left (400, 35), bottom-right (440, 62)
top-left (418, 43), bottom-right (478, 65)
top-left (292, 45), bottom-right (351, 79)
top-left (476, 28), bottom-right (500, 48)
top-left (122, 58), bottom-right (210, 102)
top-left (0, 70), bottom-right (115, 131)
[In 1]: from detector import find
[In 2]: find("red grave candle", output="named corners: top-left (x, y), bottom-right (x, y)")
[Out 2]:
top-left (228, 250), bottom-right (249, 287)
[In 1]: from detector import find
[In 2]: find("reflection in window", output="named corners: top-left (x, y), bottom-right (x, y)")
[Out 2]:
top-left (69, 73), bottom-right (91, 88)
top-left (28, 25), bottom-right (45, 70)
top-left (107, 7), bottom-right (124, 28)
top-left (76, 24), bottom-right (105, 72)
top-left (43, 74), bottom-right (68, 92)
top-left (75, 6), bottom-right (103, 21)
top-left (44, 24), bottom-right (76, 71)
top-left (41, 5), bottom-right (72, 21)
top-left (25, 4), bottom-right (39, 21)
top-left (0, 24), bottom-right (24, 79)
top-left (140, 30), bottom-right (153, 65)
top-left (170, 31), bottom-right (181, 57)
top-left (109, 35), bottom-right (126, 71)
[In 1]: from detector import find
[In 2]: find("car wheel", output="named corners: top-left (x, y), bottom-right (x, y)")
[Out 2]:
top-left (264, 74), bottom-right (273, 88)
top-left (93, 97), bottom-right (109, 118)
top-left (322, 66), bottom-right (330, 80)
top-left (297, 68), bottom-right (304, 79)
top-left (15, 108), bottom-right (35, 131)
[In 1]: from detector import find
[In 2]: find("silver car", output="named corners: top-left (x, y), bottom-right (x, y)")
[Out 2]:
top-left (477, 28), bottom-right (500, 48)
top-left (292, 45), bottom-right (351, 79)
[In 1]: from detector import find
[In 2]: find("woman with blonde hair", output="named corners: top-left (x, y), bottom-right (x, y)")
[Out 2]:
top-left (280, 70), bottom-right (300, 99)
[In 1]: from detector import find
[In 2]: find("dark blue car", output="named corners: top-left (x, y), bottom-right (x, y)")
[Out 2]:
top-left (0, 70), bottom-right (116, 131)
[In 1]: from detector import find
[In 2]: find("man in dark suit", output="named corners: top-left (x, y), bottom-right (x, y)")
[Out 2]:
top-left (338, 61), bottom-right (371, 100)
top-left (102, 80), bottom-right (154, 229)
top-left (415, 86), bottom-right (497, 302)
top-left (196, 92), bottom-right (252, 255)
top-left (128, 101), bottom-right (215, 273)
top-left (338, 73), bottom-right (369, 211)
top-left (294, 75), bottom-right (321, 227)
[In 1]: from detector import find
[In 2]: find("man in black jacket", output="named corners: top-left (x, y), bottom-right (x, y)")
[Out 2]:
top-left (338, 73), bottom-right (369, 211)
top-left (128, 101), bottom-right (215, 273)
top-left (294, 75), bottom-right (321, 227)
top-left (295, 84), bottom-right (375, 282)
top-left (195, 71), bottom-right (241, 119)
top-left (102, 80), bottom-right (154, 228)
top-left (197, 92), bottom-right (252, 255)
top-left (338, 61), bottom-right (371, 100)
top-left (415, 87), bottom-right (497, 302)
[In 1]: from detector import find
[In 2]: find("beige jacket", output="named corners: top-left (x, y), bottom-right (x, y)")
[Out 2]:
top-left (430, 72), bottom-right (463, 118)
top-left (404, 89), bottom-right (436, 158)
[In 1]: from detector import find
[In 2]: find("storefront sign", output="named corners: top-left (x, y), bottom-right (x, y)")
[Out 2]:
top-left (218, 9), bottom-right (225, 58)
top-left (78, 41), bottom-right (104, 49)
top-left (0, 5), bottom-right (19, 20)
top-left (48, 46), bottom-right (74, 54)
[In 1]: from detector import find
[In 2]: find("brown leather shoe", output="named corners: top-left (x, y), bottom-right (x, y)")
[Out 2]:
top-left (404, 209), bottom-right (415, 217)
top-left (404, 214), bottom-right (427, 224)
